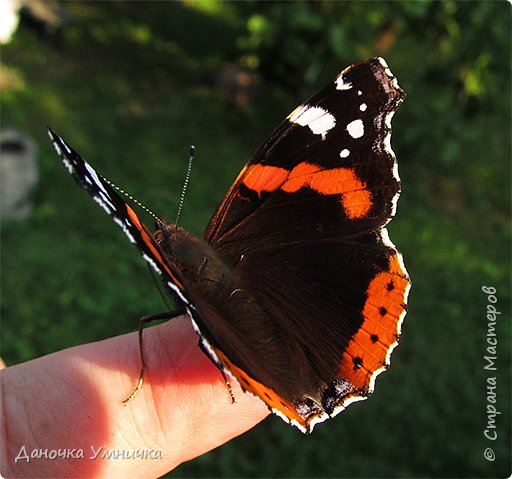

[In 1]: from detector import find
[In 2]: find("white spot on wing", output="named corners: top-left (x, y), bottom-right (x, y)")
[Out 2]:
top-left (84, 161), bottom-right (109, 195)
top-left (377, 56), bottom-right (394, 78)
top-left (385, 110), bottom-right (395, 128)
top-left (340, 149), bottom-right (350, 158)
top-left (97, 190), bottom-right (116, 213)
top-left (113, 216), bottom-right (136, 244)
top-left (336, 394), bottom-right (367, 412)
top-left (167, 280), bottom-right (189, 305)
top-left (392, 158), bottom-right (400, 182)
top-left (62, 158), bottom-right (73, 175)
top-left (307, 412), bottom-right (330, 431)
top-left (289, 104), bottom-right (336, 139)
top-left (335, 74), bottom-right (352, 90)
top-left (52, 142), bottom-right (62, 156)
top-left (188, 310), bottom-right (223, 368)
top-left (379, 227), bottom-right (395, 248)
top-left (92, 194), bottom-right (113, 216)
top-left (346, 119), bottom-right (364, 139)
top-left (384, 132), bottom-right (392, 154)
top-left (142, 252), bottom-right (162, 275)
top-left (378, 57), bottom-right (402, 90)
top-left (378, 56), bottom-right (389, 68)
top-left (390, 191), bottom-right (400, 217)
top-left (61, 140), bottom-right (72, 154)
top-left (360, 103), bottom-right (367, 112)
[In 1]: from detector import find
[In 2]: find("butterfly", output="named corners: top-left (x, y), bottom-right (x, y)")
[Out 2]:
top-left (49, 57), bottom-right (410, 433)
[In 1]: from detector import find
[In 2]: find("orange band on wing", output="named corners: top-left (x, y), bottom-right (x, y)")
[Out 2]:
top-left (242, 162), bottom-right (372, 219)
top-left (339, 253), bottom-right (409, 390)
top-left (212, 346), bottom-right (307, 429)
top-left (125, 204), bottom-right (185, 290)
top-left (241, 164), bottom-right (290, 195)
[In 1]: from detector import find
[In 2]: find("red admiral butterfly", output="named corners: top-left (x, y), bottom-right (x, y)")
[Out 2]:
top-left (49, 57), bottom-right (410, 433)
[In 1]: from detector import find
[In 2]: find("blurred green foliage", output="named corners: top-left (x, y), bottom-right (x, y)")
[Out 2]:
top-left (1, 1), bottom-right (510, 477)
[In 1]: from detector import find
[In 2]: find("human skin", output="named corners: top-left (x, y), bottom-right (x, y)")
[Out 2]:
top-left (0, 315), bottom-right (269, 478)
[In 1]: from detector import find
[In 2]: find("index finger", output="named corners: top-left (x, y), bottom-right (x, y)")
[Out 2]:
top-left (1, 315), bottom-right (269, 478)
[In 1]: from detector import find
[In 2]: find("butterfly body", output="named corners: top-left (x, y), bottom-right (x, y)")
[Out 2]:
top-left (155, 221), bottom-right (317, 409)
top-left (49, 57), bottom-right (410, 433)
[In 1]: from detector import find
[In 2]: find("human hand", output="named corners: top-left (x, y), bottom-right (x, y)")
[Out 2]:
top-left (0, 315), bottom-right (269, 478)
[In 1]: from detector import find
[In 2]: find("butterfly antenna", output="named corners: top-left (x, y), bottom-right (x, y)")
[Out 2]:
top-left (175, 145), bottom-right (194, 224)
top-left (103, 178), bottom-right (160, 223)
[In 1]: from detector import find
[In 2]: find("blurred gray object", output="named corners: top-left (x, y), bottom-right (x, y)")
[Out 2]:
top-left (0, 0), bottom-right (69, 44)
top-left (0, 129), bottom-right (38, 220)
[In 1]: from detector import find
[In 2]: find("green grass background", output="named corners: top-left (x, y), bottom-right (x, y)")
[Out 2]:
top-left (1, 1), bottom-right (510, 477)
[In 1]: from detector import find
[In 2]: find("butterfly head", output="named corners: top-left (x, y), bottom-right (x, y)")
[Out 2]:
top-left (154, 221), bottom-right (189, 252)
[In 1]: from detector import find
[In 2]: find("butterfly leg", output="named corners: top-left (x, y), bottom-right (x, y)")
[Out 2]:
top-left (218, 367), bottom-right (236, 405)
top-left (122, 310), bottom-right (181, 405)
top-left (197, 340), bottom-right (236, 404)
